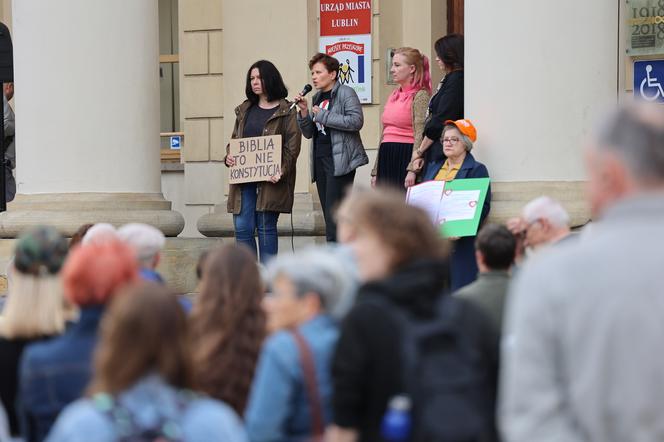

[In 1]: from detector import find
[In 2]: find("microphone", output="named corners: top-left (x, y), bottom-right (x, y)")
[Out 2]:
top-left (290, 84), bottom-right (313, 110)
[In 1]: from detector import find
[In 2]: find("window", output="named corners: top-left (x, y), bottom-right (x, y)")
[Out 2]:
top-left (159, 0), bottom-right (181, 160)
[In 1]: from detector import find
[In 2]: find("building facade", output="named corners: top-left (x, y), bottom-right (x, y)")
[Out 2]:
top-left (0, 0), bottom-right (636, 290)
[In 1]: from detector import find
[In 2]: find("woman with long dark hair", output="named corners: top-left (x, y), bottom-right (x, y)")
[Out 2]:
top-left (46, 283), bottom-right (246, 441)
top-left (405, 34), bottom-right (464, 187)
top-left (189, 244), bottom-right (266, 417)
top-left (224, 60), bottom-right (301, 263)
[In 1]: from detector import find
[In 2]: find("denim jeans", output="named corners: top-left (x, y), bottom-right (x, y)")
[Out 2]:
top-left (233, 183), bottom-right (280, 264)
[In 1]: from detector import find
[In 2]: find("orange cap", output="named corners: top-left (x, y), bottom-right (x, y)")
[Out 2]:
top-left (444, 119), bottom-right (477, 143)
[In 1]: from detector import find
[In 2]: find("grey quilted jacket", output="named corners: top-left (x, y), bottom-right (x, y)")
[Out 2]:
top-left (297, 81), bottom-right (368, 181)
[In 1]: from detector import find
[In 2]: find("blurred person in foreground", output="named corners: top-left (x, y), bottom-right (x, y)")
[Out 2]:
top-left (245, 248), bottom-right (349, 441)
top-left (117, 223), bottom-right (166, 284)
top-left (189, 245), bottom-right (266, 418)
top-left (46, 283), bottom-right (247, 442)
top-left (329, 190), bottom-right (497, 442)
top-left (0, 227), bottom-right (69, 438)
top-left (506, 196), bottom-right (572, 263)
top-left (500, 104), bottom-right (664, 442)
top-left (19, 241), bottom-right (138, 442)
top-left (81, 223), bottom-right (118, 246)
top-left (68, 224), bottom-right (93, 250)
top-left (454, 224), bottom-right (516, 346)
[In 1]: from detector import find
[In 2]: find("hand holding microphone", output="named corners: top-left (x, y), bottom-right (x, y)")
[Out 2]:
top-left (290, 84), bottom-right (313, 112)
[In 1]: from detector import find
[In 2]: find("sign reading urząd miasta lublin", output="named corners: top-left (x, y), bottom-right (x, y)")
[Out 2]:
top-left (627, 0), bottom-right (664, 55)
top-left (228, 135), bottom-right (282, 184)
top-left (319, 0), bottom-right (372, 104)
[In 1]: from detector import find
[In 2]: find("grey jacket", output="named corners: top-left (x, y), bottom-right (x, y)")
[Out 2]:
top-left (500, 194), bottom-right (664, 442)
top-left (297, 82), bottom-right (368, 180)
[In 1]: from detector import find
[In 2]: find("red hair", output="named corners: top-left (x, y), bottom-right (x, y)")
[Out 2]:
top-left (62, 240), bottom-right (139, 306)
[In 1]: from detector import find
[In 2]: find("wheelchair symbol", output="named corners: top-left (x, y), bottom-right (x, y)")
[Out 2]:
top-left (640, 65), bottom-right (664, 102)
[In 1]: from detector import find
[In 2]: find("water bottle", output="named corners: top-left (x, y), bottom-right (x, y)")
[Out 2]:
top-left (380, 395), bottom-right (412, 442)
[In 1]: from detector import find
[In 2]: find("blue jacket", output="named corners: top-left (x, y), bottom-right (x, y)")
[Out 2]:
top-left (423, 152), bottom-right (491, 291)
top-left (19, 306), bottom-right (104, 442)
top-left (45, 374), bottom-right (247, 442)
top-left (245, 315), bottom-right (339, 442)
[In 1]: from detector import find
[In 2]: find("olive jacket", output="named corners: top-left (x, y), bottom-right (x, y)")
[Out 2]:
top-left (225, 99), bottom-right (302, 214)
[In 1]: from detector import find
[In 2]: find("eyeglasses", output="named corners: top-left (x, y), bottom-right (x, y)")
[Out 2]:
top-left (442, 137), bottom-right (460, 144)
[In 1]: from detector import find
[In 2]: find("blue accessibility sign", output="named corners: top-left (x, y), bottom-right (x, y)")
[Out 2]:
top-left (170, 135), bottom-right (181, 150)
top-left (634, 60), bottom-right (664, 103)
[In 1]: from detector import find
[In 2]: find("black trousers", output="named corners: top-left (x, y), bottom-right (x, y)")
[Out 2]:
top-left (314, 155), bottom-right (356, 242)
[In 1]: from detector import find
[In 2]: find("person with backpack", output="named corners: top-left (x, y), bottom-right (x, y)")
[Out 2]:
top-left (46, 282), bottom-right (247, 442)
top-left (329, 190), bottom-right (499, 442)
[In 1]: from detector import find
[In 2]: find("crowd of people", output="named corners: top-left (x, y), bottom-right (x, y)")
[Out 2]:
top-left (0, 27), bottom-right (662, 442)
top-left (225, 34), bottom-right (468, 254)
top-left (0, 100), bottom-right (660, 442)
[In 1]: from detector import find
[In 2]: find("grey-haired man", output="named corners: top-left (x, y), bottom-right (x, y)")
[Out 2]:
top-left (500, 104), bottom-right (664, 442)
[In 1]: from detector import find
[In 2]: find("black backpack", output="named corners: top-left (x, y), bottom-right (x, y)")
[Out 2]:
top-left (372, 294), bottom-right (497, 442)
top-left (92, 391), bottom-right (194, 442)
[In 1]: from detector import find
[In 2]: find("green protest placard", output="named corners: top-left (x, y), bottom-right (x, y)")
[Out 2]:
top-left (406, 177), bottom-right (490, 238)
top-left (438, 177), bottom-right (490, 238)
top-left (228, 135), bottom-right (282, 184)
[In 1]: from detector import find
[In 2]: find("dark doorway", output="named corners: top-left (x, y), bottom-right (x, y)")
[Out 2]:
top-left (447, 0), bottom-right (464, 34)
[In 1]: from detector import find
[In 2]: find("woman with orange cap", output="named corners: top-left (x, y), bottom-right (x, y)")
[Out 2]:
top-left (423, 119), bottom-right (491, 290)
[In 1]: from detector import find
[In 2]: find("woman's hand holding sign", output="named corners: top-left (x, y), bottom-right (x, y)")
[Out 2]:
top-left (267, 173), bottom-right (282, 184)
top-left (225, 155), bottom-right (236, 167)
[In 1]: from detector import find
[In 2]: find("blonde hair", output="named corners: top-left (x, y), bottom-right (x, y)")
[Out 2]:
top-left (0, 271), bottom-right (67, 339)
top-left (393, 47), bottom-right (432, 94)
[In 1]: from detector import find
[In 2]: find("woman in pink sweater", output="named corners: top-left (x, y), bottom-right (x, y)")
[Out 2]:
top-left (371, 47), bottom-right (431, 189)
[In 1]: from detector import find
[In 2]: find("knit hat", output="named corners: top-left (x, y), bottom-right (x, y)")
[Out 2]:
top-left (14, 226), bottom-right (69, 276)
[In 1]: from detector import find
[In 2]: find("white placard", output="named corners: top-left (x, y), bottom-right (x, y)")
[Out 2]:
top-left (438, 190), bottom-right (481, 223)
top-left (405, 180), bottom-right (445, 223)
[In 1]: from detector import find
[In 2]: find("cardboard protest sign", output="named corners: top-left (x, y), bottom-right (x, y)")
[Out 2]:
top-left (228, 135), bottom-right (282, 184)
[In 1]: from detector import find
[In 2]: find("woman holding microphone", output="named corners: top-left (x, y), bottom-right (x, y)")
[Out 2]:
top-left (294, 53), bottom-right (368, 243)
top-left (371, 47), bottom-right (431, 189)
top-left (224, 60), bottom-right (301, 264)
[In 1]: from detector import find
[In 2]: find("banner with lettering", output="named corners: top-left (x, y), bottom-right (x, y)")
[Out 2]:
top-left (228, 135), bottom-right (282, 184)
top-left (319, 0), bottom-right (372, 103)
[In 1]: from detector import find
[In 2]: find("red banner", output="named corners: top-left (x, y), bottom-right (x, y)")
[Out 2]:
top-left (320, 0), bottom-right (372, 36)
top-left (325, 41), bottom-right (365, 55)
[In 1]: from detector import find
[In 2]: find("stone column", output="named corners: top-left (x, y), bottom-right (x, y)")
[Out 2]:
top-left (464, 0), bottom-right (619, 225)
top-left (2, 0), bottom-right (183, 236)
